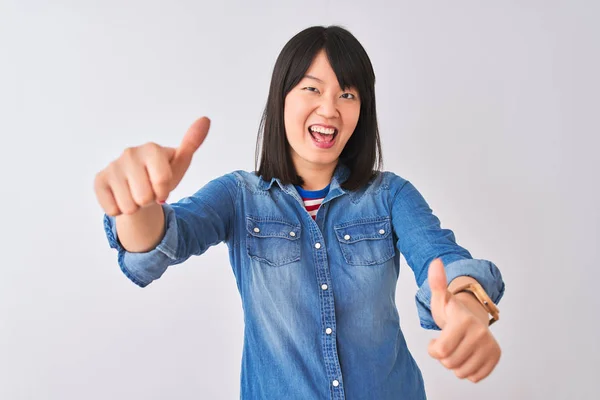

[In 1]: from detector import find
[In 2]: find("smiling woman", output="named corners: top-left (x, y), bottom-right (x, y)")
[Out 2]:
top-left (283, 50), bottom-right (361, 182)
top-left (96, 25), bottom-right (506, 400)
top-left (256, 26), bottom-right (381, 192)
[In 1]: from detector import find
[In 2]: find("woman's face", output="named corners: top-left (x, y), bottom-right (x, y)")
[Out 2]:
top-left (284, 49), bottom-right (361, 174)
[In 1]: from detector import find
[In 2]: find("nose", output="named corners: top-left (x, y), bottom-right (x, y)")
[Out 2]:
top-left (316, 95), bottom-right (339, 119)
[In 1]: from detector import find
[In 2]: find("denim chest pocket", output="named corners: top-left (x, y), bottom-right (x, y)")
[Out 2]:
top-left (334, 217), bottom-right (395, 266)
top-left (246, 216), bottom-right (301, 267)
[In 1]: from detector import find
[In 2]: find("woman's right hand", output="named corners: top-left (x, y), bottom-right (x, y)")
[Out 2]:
top-left (94, 117), bottom-right (211, 217)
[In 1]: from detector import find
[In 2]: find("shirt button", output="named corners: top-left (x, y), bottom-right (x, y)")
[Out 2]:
top-left (315, 242), bottom-right (321, 249)
top-left (321, 284), bottom-right (328, 290)
top-left (332, 380), bottom-right (340, 387)
top-left (289, 231), bottom-right (296, 237)
top-left (325, 328), bottom-right (333, 335)
top-left (379, 229), bottom-right (385, 234)
top-left (344, 234), bottom-right (350, 240)
top-left (253, 227), bottom-right (260, 233)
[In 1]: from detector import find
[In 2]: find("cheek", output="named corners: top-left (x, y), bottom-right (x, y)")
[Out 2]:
top-left (284, 98), bottom-right (310, 134)
top-left (343, 105), bottom-right (361, 132)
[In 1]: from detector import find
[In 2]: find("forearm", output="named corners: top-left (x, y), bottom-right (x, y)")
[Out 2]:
top-left (115, 203), bottom-right (166, 253)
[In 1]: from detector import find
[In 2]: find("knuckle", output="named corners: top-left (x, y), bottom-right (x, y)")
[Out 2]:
top-left (143, 141), bottom-right (160, 150)
top-left (152, 170), bottom-right (173, 186)
top-left (428, 347), bottom-right (437, 359)
top-left (132, 191), bottom-right (155, 206)
top-left (437, 343), bottom-right (451, 359)
top-left (454, 369), bottom-right (467, 379)
top-left (106, 161), bottom-right (118, 175)
top-left (104, 167), bottom-right (121, 186)
top-left (463, 313), bottom-right (477, 326)
top-left (121, 204), bottom-right (139, 215)
top-left (143, 142), bottom-right (163, 157)
top-left (94, 171), bottom-right (106, 190)
top-left (122, 146), bottom-right (138, 161)
top-left (94, 169), bottom-right (104, 182)
top-left (475, 326), bottom-right (488, 339)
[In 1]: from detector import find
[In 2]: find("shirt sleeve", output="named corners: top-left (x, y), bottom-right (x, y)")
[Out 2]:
top-left (389, 174), bottom-right (505, 330)
top-left (103, 173), bottom-right (238, 288)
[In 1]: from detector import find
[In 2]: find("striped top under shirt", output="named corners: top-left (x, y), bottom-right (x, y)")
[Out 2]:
top-left (294, 184), bottom-right (330, 220)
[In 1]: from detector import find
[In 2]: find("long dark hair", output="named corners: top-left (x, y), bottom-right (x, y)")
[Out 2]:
top-left (255, 25), bottom-right (382, 191)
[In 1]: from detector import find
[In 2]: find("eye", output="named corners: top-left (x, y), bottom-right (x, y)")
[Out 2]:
top-left (341, 93), bottom-right (356, 100)
top-left (303, 87), bottom-right (320, 93)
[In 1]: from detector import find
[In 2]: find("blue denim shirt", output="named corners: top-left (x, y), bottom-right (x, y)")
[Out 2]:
top-left (103, 164), bottom-right (505, 400)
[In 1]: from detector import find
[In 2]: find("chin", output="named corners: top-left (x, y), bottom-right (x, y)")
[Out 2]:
top-left (304, 154), bottom-right (340, 167)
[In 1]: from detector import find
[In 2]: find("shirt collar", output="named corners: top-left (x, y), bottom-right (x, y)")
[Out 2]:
top-left (257, 163), bottom-right (350, 193)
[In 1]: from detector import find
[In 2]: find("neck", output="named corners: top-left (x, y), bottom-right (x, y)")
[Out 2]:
top-left (295, 160), bottom-right (337, 191)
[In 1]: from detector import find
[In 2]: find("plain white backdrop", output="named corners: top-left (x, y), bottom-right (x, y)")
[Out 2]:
top-left (1, 1), bottom-right (598, 399)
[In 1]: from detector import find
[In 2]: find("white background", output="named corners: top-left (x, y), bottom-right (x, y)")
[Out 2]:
top-left (1, 0), bottom-right (598, 399)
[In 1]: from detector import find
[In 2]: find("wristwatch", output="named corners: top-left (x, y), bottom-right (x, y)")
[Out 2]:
top-left (451, 282), bottom-right (500, 326)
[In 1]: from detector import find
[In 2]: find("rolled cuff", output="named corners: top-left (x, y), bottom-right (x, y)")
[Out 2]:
top-left (415, 258), bottom-right (505, 330)
top-left (103, 204), bottom-right (179, 287)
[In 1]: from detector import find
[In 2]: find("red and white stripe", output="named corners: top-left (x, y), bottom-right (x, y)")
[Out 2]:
top-left (301, 197), bottom-right (325, 219)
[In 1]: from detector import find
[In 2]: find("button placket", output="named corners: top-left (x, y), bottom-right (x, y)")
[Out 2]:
top-left (308, 224), bottom-right (344, 399)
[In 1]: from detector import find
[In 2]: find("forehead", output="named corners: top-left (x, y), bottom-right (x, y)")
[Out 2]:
top-left (302, 50), bottom-right (359, 92)
top-left (304, 50), bottom-right (336, 81)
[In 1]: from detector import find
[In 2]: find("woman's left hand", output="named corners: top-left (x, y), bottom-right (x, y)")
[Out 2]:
top-left (427, 259), bottom-right (501, 383)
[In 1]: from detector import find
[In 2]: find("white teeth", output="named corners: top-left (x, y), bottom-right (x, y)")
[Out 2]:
top-left (309, 126), bottom-right (336, 135)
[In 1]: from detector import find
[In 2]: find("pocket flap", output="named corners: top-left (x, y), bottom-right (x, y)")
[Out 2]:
top-left (334, 217), bottom-right (391, 243)
top-left (246, 216), bottom-right (301, 240)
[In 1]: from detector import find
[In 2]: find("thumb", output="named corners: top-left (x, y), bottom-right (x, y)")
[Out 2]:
top-left (169, 117), bottom-right (211, 186)
top-left (175, 117), bottom-right (211, 160)
top-left (428, 258), bottom-right (451, 328)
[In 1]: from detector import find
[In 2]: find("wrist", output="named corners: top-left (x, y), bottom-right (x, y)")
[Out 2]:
top-left (454, 291), bottom-right (490, 326)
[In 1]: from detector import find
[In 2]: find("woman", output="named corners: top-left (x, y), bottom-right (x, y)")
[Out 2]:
top-left (95, 25), bottom-right (505, 399)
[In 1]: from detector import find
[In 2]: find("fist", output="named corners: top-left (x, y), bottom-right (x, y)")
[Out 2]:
top-left (94, 117), bottom-right (210, 216)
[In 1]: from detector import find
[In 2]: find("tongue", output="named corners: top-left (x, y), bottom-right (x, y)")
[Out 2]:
top-left (312, 131), bottom-right (334, 143)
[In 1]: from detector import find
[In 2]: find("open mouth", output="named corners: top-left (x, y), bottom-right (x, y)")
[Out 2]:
top-left (308, 126), bottom-right (338, 149)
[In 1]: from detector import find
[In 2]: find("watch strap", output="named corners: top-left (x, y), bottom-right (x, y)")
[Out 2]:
top-left (451, 282), bottom-right (500, 326)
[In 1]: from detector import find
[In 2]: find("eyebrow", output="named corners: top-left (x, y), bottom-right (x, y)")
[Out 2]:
top-left (302, 74), bottom-right (358, 94)
top-left (303, 74), bottom-right (325, 84)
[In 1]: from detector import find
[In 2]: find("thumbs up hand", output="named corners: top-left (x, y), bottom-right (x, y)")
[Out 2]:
top-left (427, 258), bottom-right (501, 383)
top-left (95, 117), bottom-right (211, 216)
